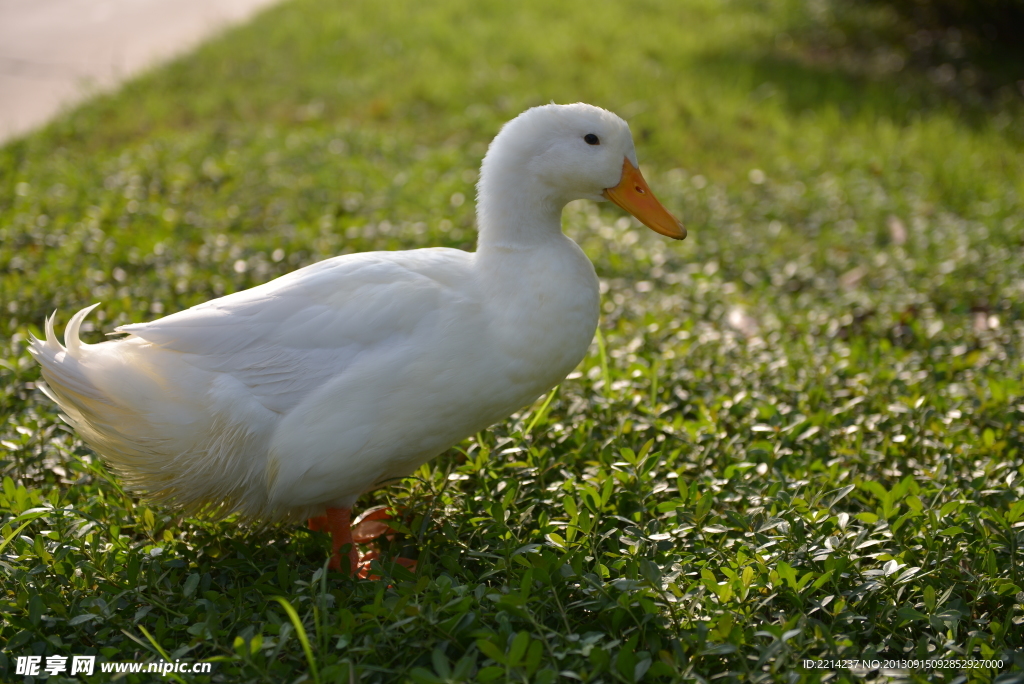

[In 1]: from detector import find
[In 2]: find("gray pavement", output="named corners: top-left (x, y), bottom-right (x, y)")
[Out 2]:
top-left (0, 0), bottom-right (281, 144)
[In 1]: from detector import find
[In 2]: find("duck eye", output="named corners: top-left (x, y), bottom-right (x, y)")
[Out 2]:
top-left (584, 133), bottom-right (600, 145)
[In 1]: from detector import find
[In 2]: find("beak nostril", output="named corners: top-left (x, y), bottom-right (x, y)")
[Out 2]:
top-left (636, 186), bottom-right (645, 194)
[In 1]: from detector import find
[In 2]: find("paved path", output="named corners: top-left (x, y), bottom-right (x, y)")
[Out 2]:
top-left (0, 0), bottom-right (281, 144)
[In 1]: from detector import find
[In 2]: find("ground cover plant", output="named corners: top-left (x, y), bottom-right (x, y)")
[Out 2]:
top-left (1, 0), bottom-right (1023, 681)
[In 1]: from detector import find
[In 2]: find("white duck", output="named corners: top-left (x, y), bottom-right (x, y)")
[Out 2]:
top-left (30, 103), bottom-right (685, 573)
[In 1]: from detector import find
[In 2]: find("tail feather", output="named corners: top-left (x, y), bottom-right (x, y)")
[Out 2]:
top-left (65, 303), bottom-right (99, 357)
top-left (30, 305), bottom-right (283, 521)
top-left (30, 305), bottom-right (182, 472)
top-left (30, 308), bottom-right (116, 408)
top-left (44, 311), bottom-right (61, 350)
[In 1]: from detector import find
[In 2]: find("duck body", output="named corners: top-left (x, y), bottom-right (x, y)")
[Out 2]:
top-left (36, 240), bottom-right (596, 521)
top-left (30, 102), bottom-right (683, 529)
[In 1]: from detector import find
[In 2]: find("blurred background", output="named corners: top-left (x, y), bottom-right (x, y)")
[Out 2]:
top-left (0, 0), bottom-right (281, 143)
top-left (4, 0), bottom-right (1024, 143)
top-left (784, 0), bottom-right (1024, 107)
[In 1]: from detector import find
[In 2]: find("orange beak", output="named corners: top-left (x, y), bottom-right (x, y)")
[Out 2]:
top-left (602, 158), bottom-right (686, 240)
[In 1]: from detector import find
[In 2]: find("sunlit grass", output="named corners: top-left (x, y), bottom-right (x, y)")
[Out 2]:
top-left (1, 0), bottom-right (1022, 682)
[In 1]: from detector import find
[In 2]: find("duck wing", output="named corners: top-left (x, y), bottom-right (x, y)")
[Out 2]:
top-left (117, 248), bottom-right (476, 415)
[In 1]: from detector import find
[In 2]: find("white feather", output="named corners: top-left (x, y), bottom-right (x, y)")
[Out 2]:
top-left (65, 303), bottom-right (99, 357)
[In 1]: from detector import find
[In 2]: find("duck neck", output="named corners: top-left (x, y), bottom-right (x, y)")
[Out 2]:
top-left (475, 160), bottom-right (567, 254)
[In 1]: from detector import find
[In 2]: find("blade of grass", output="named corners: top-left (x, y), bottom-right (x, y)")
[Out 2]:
top-left (0, 510), bottom-right (50, 554)
top-left (273, 596), bottom-right (320, 684)
top-left (129, 625), bottom-right (188, 684)
top-left (595, 328), bottom-right (611, 398)
top-left (524, 384), bottom-right (558, 437)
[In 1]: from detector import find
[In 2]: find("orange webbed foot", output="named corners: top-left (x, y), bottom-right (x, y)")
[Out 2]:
top-left (352, 505), bottom-right (396, 543)
top-left (352, 506), bottom-right (418, 580)
top-left (311, 506), bottom-right (418, 579)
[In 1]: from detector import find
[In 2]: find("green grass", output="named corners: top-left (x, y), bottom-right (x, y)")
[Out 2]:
top-left (2, 0), bottom-right (1023, 681)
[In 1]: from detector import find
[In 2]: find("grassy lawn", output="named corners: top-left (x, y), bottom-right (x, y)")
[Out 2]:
top-left (2, 0), bottom-right (1023, 681)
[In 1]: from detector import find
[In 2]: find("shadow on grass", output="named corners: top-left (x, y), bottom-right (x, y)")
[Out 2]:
top-left (693, 47), bottom-right (1015, 131)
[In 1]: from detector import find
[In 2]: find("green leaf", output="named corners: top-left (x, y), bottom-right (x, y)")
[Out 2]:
top-left (616, 646), bottom-right (637, 681)
top-left (183, 573), bottom-right (200, 598)
top-left (896, 605), bottom-right (927, 622)
top-left (477, 666), bottom-right (505, 682)
top-left (923, 585), bottom-right (936, 612)
top-left (656, 499), bottom-right (684, 513)
top-left (939, 501), bottom-right (960, 517)
top-left (776, 561), bottom-right (797, 589)
top-left (695, 493), bottom-right (713, 521)
top-left (476, 639), bottom-right (506, 665)
top-left (812, 570), bottom-right (833, 589)
top-left (525, 640), bottom-right (544, 674)
top-left (563, 496), bottom-right (578, 520)
top-left (409, 667), bottom-right (444, 684)
top-left (640, 559), bottom-right (662, 585)
top-left (741, 566), bottom-right (755, 587)
top-left (677, 477), bottom-right (689, 503)
top-left (431, 647), bottom-right (451, 679)
top-left (581, 485), bottom-right (601, 513)
top-left (545, 533), bottom-right (565, 548)
top-left (507, 631), bottom-right (530, 667)
top-left (828, 484), bottom-right (855, 508)
top-left (1006, 500), bottom-right (1024, 523)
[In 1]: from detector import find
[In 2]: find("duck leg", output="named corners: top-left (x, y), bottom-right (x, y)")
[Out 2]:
top-left (308, 508), bottom-right (360, 574)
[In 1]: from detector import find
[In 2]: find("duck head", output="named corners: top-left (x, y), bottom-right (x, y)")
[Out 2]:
top-left (477, 103), bottom-right (685, 242)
